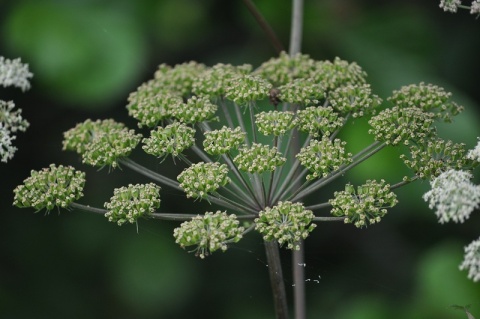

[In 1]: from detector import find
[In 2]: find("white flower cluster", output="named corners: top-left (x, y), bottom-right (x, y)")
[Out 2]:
top-left (0, 56), bottom-right (33, 91)
top-left (423, 169), bottom-right (480, 223)
top-left (439, 0), bottom-right (480, 14)
top-left (467, 138), bottom-right (480, 162)
top-left (459, 237), bottom-right (480, 282)
top-left (0, 56), bottom-right (32, 163)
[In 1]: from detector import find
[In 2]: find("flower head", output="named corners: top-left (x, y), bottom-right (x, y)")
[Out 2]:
top-left (388, 83), bottom-right (463, 122)
top-left (233, 143), bottom-right (286, 174)
top-left (224, 75), bottom-right (272, 106)
top-left (255, 111), bottom-right (296, 136)
top-left (0, 56), bottom-right (33, 91)
top-left (63, 119), bottom-right (140, 168)
top-left (328, 84), bottom-right (382, 118)
top-left (312, 57), bottom-right (367, 91)
top-left (423, 169), bottom-right (480, 223)
top-left (127, 90), bottom-right (183, 128)
top-left (277, 78), bottom-right (325, 105)
top-left (255, 51), bottom-right (316, 87)
top-left (466, 137), bottom-right (480, 162)
top-left (177, 162), bottom-right (230, 200)
top-left (153, 61), bottom-right (206, 97)
top-left (459, 237), bottom-right (480, 282)
top-left (104, 183), bottom-right (161, 226)
top-left (330, 179), bottom-right (398, 228)
top-left (192, 63), bottom-right (252, 98)
top-left (471, 0), bottom-right (480, 14)
top-left (439, 0), bottom-right (462, 12)
top-left (401, 138), bottom-right (471, 179)
top-left (255, 201), bottom-right (316, 250)
top-left (203, 126), bottom-right (246, 155)
top-left (172, 95), bottom-right (218, 124)
top-left (13, 164), bottom-right (85, 212)
top-left (296, 106), bottom-right (344, 138)
top-left (296, 137), bottom-right (352, 180)
top-left (0, 100), bottom-right (29, 162)
top-left (368, 106), bottom-right (436, 146)
top-left (142, 122), bottom-right (195, 159)
top-left (174, 211), bottom-right (244, 258)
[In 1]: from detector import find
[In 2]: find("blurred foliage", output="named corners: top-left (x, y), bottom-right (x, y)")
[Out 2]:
top-left (1, 0), bottom-right (480, 318)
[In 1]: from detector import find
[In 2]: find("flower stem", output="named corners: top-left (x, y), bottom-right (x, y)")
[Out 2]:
top-left (264, 240), bottom-right (289, 319)
top-left (119, 158), bottom-right (181, 191)
top-left (242, 0), bottom-right (285, 54)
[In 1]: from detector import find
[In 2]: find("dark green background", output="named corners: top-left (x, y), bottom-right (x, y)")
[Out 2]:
top-left (1, 0), bottom-right (480, 318)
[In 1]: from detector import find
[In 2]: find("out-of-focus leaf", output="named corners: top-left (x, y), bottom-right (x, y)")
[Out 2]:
top-left (3, 2), bottom-right (147, 109)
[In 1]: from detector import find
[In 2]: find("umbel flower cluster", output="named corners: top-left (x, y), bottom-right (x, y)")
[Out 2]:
top-left (13, 52), bottom-right (480, 281)
top-left (0, 56), bottom-right (32, 163)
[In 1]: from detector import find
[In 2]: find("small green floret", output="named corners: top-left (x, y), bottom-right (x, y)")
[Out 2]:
top-left (142, 122), bottom-right (195, 159)
top-left (104, 183), bottom-right (161, 226)
top-left (13, 164), bottom-right (85, 212)
top-left (172, 95), bottom-right (218, 124)
top-left (62, 119), bottom-right (125, 154)
top-left (328, 84), bottom-right (382, 117)
top-left (255, 111), bottom-right (296, 136)
top-left (311, 57), bottom-right (367, 91)
top-left (296, 106), bottom-right (344, 138)
top-left (368, 106), bottom-right (435, 146)
top-left (401, 138), bottom-right (473, 179)
top-left (177, 162), bottom-right (230, 199)
top-left (127, 90), bottom-right (183, 128)
top-left (192, 63), bottom-right (252, 97)
top-left (329, 179), bottom-right (398, 228)
top-left (254, 52), bottom-right (316, 86)
top-left (203, 126), bottom-right (246, 155)
top-left (277, 78), bottom-right (325, 105)
top-left (224, 75), bottom-right (272, 105)
top-left (388, 82), bottom-right (463, 122)
top-left (296, 137), bottom-right (352, 180)
top-left (233, 143), bottom-right (286, 173)
top-left (255, 201), bottom-right (316, 250)
top-left (173, 211), bottom-right (244, 258)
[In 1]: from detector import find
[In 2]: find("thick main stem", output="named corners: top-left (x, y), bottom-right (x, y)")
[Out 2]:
top-left (264, 240), bottom-right (289, 319)
top-left (289, 0), bottom-right (305, 317)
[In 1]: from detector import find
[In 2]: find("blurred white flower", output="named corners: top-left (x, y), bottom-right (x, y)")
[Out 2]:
top-left (459, 237), bottom-right (480, 282)
top-left (0, 56), bottom-right (33, 91)
top-left (439, 0), bottom-right (462, 12)
top-left (471, 0), bottom-right (480, 14)
top-left (423, 169), bottom-right (480, 223)
top-left (467, 137), bottom-right (480, 162)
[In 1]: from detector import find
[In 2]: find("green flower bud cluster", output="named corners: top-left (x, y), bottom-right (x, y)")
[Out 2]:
top-left (296, 106), bottom-right (344, 138)
top-left (203, 126), bottom-right (246, 155)
top-left (277, 79), bottom-right (325, 105)
top-left (255, 52), bottom-right (316, 86)
top-left (192, 63), bottom-right (252, 97)
top-left (172, 95), bottom-right (218, 124)
top-left (177, 162), bottom-right (230, 199)
top-left (328, 84), bottom-right (382, 118)
top-left (297, 137), bottom-right (352, 180)
top-left (388, 82), bottom-right (463, 122)
top-left (234, 143), bottom-right (286, 173)
top-left (224, 75), bottom-right (272, 106)
top-left (104, 183), bottom-right (161, 226)
top-left (255, 111), bottom-right (296, 136)
top-left (63, 119), bottom-right (141, 168)
top-left (330, 179), bottom-right (398, 228)
top-left (255, 201), bottom-right (316, 250)
top-left (311, 57), bottom-right (367, 91)
top-left (153, 61), bottom-right (206, 97)
top-left (13, 164), bottom-right (85, 212)
top-left (400, 138), bottom-right (472, 179)
top-left (368, 107), bottom-right (435, 145)
top-left (142, 122), bottom-right (195, 159)
top-left (127, 90), bottom-right (183, 128)
top-left (173, 211), bottom-right (244, 259)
